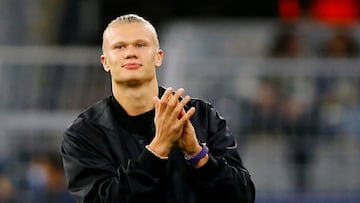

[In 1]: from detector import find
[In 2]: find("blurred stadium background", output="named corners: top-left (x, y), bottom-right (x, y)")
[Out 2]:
top-left (1, 0), bottom-right (360, 202)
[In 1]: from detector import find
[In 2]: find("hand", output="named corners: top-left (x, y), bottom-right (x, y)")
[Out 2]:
top-left (178, 113), bottom-right (209, 169)
top-left (177, 118), bottom-right (201, 156)
top-left (149, 87), bottom-right (193, 157)
top-left (175, 94), bottom-right (208, 168)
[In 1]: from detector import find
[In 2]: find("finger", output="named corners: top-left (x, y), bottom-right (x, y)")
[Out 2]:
top-left (179, 107), bottom-right (196, 124)
top-left (169, 91), bottom-right (189, 120)
top-left (158, 87), bottom-right (173, 112)
top-left (177, 95), bottom-right (190, 119)
top-left (153, 96), bottom-right (160, 116)
top-left (163, 88), bottom-right (184, 118)
top-left (154, 87), bottom-right (172, 121)
top-left (167, 88), bottom-right (184, 110)
top-left (162, 87), bottom-right (173, 98)
top-left (153, 96), bottom-right (160, 106)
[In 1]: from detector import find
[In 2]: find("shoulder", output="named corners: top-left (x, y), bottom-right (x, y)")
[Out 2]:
top-left (188, 96), bottom-right (225, 123)
top-left (159, 85), bottom-right (221, 118)
top-left (187, 96), bottom-right (216, 114)
top-left (61, 97), bottom-right (115, 155)
top-left (66, 96), bottom-right (112, 131)
top-left (80, 96), bottom-right (112, 119)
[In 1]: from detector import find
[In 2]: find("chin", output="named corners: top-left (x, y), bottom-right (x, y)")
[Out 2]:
top-left (116, 79), bottom-right (142, 87)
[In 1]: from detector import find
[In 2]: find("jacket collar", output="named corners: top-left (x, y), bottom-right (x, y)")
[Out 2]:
top-left (94, 86), bottom-right (166, 131)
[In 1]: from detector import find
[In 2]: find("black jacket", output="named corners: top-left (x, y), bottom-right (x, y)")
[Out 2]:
top-left (61, 86), bottom-right (255, 203)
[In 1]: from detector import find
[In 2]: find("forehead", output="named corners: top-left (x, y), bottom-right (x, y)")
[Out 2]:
top-left (105, 22), bottom-right (156, 42)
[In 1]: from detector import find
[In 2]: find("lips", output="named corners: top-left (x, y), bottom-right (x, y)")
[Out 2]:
top-left (122, 63), bottom-right (142, 69)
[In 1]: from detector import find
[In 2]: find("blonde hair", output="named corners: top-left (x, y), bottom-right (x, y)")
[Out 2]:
top-left (102, 14), bottom-right (160, 51)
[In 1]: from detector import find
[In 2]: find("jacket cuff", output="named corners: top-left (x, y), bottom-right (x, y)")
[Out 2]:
top-left (193, 154), bottom-right (219, 180)
top-left (137, 148), bottom-right (168, 176)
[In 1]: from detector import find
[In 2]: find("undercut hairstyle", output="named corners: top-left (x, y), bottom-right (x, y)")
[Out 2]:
top-left (102, 14), bottom-right (160, 51)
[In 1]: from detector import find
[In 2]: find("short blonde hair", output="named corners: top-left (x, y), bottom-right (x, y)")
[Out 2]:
top-left (102, 14), bottom-right (160, 51)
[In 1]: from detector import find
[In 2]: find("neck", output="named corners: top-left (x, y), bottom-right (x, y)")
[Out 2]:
top-left (112, 79), bottom-right (159, 116)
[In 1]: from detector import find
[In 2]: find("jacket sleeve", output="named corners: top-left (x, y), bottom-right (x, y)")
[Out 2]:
top-left (60, 117), bottom-right (168, 203)
top-left (189, 101), bottom-right (256, 203)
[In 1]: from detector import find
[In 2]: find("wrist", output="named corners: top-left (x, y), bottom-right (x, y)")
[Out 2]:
top-left (148, 141), bottom-right (172, 158)
top-left (145, 145), bottom-right (169, 160)
top-left (185, 143), bottom-right (209, 165)
top-left (185, 144), bottom-right (203, 157)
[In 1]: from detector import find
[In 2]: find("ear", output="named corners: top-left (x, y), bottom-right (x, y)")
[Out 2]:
top-left (100, 54), bottom-right (110, 72)
top-left (155, 49), bottom-right (164, 67)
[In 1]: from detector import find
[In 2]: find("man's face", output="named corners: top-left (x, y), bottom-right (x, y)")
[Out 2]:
top-left (101, 22), bottom-right (163, 86)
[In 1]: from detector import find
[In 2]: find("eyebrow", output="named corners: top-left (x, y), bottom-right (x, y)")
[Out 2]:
top-left (111, 39), bottom-right (151, 46)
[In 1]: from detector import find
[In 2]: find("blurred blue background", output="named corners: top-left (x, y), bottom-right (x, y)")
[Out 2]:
top-left (0, 0), bottom-right (360, 202)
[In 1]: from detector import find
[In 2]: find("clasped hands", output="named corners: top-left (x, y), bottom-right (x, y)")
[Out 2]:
top-left (148, 87), bottom-right (203, 160)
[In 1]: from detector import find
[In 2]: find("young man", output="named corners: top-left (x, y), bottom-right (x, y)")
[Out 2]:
top-left (61, 14), bottom-right (255, 203)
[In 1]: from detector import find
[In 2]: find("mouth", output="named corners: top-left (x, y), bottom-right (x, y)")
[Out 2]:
top-left (122, 63), bottom-right (142, 69)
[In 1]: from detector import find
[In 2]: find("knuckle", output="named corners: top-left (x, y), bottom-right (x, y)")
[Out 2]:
top-left (160, 99), bottom-right (167, 106)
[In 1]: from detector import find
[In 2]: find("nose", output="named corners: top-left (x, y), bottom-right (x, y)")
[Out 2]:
top-left (124, 46), bottom-right (137, 59)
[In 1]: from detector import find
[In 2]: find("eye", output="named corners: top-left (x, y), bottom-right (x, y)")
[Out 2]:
top-left (136, 42), bottom-right (145, 47)
top-left (115, 45), bottom-right (125, 49)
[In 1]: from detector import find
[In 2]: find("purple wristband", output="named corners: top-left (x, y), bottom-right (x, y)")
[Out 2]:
top-left (185, 144), bottom-right (209, 165)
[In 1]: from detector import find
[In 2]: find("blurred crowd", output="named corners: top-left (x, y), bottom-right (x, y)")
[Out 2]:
top-left (243, 7), bottom-right (360, 193)
top-left (0, 152), bottom-right (74, 203)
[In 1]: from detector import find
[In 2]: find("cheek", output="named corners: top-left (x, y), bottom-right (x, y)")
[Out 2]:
top-left (107, 56), bottom-right (122, 69)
